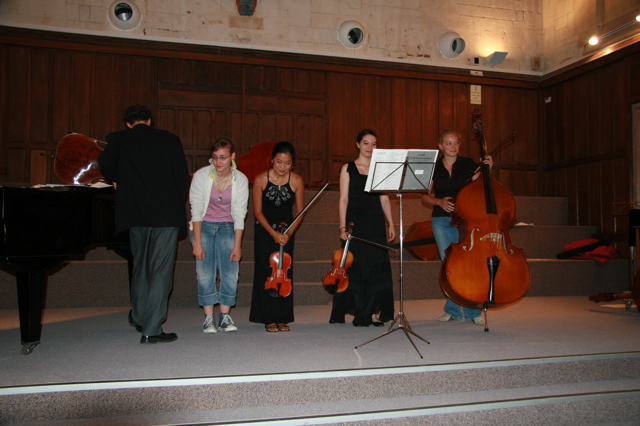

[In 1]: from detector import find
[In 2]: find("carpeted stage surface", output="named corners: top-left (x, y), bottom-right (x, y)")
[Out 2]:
top-left (1, 296), bottom-right (639, 387)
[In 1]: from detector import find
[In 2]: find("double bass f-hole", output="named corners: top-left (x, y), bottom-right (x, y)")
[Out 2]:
top-left (265, 222), bottom-right (293, 298)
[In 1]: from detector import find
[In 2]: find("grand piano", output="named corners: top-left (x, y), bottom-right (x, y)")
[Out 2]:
top-left (0, 184), bottom-right (128, 354)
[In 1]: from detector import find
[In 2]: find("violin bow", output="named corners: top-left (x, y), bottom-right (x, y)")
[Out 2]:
top-left (283, 182), bottom-right (329, 235)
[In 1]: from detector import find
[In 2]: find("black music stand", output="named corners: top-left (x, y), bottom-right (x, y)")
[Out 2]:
top-left (355, 149), bottom-right (437, 358)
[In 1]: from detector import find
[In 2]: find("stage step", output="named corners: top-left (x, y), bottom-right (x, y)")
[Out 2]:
top-left (2, 353), bottom-right (639, 424)
top-left (0, 195), bottom-right (630, 310)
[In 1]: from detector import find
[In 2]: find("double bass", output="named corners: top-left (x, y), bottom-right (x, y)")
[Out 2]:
top-left (440, 111), bottom-right (530, 330)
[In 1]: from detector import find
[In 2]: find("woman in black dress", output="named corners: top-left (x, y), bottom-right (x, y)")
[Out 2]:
top-left (329, 129), bottom-right (396, 327)
top-left (249, 141), bottom-right (305, 332)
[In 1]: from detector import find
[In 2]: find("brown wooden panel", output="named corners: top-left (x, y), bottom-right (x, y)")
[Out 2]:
top-left (261, 113), bottom-right (277, 142)
top-left (158, 89), bottom-right (242, 110)
top-left (391, 78), bottom-right (408, 148)
top-left (229, 111), bottom-right (244, 151)
top-left (177, 109), bottom-right (195, 149)
top-left (69, 53), bottom-right (95, 137)
top-left (375, 77), bottom-right (393, 149)
top-left (6, 46), bottom-right (29, 143)
top-left (158, 108), bottom-right (176, 134)
top-left (244, 112), bottom-right (260, 148)
top-left (51, 52), bottom-right (73, 140)
top-left (246, 94), bottom-right (324, 116)
top-left (29, 49), bottom-right (50, 144)
top-left (29, 149), bottom-right (48, 184)
top-left (7, 148), bottom-right (26, 183)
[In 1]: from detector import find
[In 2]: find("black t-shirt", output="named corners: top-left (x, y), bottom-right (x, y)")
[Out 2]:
top-left (431, 156), bottom-right (477, 217)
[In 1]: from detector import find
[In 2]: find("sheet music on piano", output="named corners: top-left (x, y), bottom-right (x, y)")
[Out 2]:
top-left (364, 149), bottom-right (438, 192)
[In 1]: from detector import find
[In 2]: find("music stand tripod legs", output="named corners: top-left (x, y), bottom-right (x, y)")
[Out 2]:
top-left (355, 193), bottom-right (430, 358)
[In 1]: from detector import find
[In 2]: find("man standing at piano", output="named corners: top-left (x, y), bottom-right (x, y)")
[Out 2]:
top-left (98, 105), bottom-right (191, 344)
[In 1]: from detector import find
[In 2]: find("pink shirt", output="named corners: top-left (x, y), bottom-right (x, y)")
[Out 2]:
top-left (203, 185), bottom-right (234, 222)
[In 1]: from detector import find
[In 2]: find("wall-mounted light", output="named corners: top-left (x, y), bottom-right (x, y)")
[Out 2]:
top-left (107, 1), bottom-right (142, 31)
top-left (485, 51), bottom-right (508, 67)
top-left (584, 13), bottom-right (640, 50)
top-left (438, 31), bottom-right (466, 59)
top-left (337, 20), bottom-right (366, 48)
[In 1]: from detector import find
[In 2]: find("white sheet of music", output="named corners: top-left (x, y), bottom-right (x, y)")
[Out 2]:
top-left (364, 149), bottom-right (408, 192)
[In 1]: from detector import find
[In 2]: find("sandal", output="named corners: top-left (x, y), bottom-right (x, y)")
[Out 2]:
top-left (265, 323), bottom-right (279, 332)
top-left (277, 323), bottom-right (290, 332)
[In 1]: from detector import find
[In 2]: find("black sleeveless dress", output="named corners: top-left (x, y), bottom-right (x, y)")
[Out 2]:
top-left (249, 171), bottom-right (295, 325)
top-left (329, 162), bottom-right (395, 326)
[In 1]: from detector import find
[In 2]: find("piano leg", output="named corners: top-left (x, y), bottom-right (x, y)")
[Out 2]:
top-left (16, 267), bottom-right (47, 355)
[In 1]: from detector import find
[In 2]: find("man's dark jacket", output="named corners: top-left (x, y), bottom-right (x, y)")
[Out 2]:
top-left (98, 124), bottom-right (191, 233)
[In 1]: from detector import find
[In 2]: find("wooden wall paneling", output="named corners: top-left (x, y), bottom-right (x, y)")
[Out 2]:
top-left (130, 57), bottom-right (157, 118)
top-left (325, 73), bottom-right (347, 179)
top-left (293, 114), bottom-right (310, 154)
top-left (157, 58), bottom-right (175, 82)
top-left (275, 114), bottom-right (294, 144)
top-left (176, 109), bottom-right (195, 151)
top-left (374, 76), bottom-right (393, 151)
top-left (419, 80), bottom-right (439, 150)
top-left (608, 62), bottom-right (631, 154)
top-left (571, 76), bottom-right (589, 159)
top-left (565, 165), bottom-right (578, 225)
top-left (93, 54), bottom-right (119, 142)
top-left (29, 149), bottom-right (48, 184)
top-left (175, 59), bottom-right (195, 84)
top-left (51, 52), bottom-right (73, 146)
top-left (590, 161), bottom-right (604, 231)
top-left (213, 109), bottom-right (232, 145)
top-left (261, 113), bottom-right (277, 142)
top-left (391, 78), bottom-right (408, 148)
top-left (244, 112), bottom-right (260, 148)
top-left (29, 49), bottom-right (50, 145)
top-left (576, 163), bottom-right (592, 226)
top-left (361, 75), bottom-right (377, 132)
top-left (195, 109), bottom-right (213, 150)
top-left (230, 111), bottom-right (243, 154)
top-left (263, 66), bottom-right (279, 91)
top-left (630, 53), bottom-right (640, 101)
top-left (0, 45), bottom-right (5, 180)
top-left (436, 82), bottom-right (454, 140)
top-left (280, 68), bottom-right (293, 92)
top-left (453, 82), bottom-right (471, 152)
top-left (70, 53), bottom-right (95, 138)
top-left (404, 78), bottom-right (423, 149)
top-left (6, 46), bottom-right (29, 145)
top-left (7, 148), bottom-right (26, 183)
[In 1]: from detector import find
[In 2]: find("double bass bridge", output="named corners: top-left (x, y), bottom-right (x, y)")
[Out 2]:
top-left (463, 228), bottom-right (513, 254)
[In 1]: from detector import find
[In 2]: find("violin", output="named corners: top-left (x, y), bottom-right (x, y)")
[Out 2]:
top-left (322, 222), bottom-right (354, 294)
top-left (265, 222), bottom-right (293, 298)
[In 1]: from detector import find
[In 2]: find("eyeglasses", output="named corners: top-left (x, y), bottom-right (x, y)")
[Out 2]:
top-left (211, 155), bottom-right (230, 161)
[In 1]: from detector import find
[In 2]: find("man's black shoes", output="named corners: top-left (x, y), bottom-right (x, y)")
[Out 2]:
top-left (140, 332), bottom-right (178, 344)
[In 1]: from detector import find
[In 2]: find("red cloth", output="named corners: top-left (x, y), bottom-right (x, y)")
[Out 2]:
top-left (563, 238), bottom-right (620, 266)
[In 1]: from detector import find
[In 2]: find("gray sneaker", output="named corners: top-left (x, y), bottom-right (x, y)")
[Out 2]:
top-left (203, 315), bottom-right (217, 333)
top-left (218, 313), bottom-right (237, 332)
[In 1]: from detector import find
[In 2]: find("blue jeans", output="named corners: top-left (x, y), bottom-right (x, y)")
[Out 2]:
top-left (192, 221), bottom-right (238, 307)
top-left (431, 216), bottom-right (481, 320)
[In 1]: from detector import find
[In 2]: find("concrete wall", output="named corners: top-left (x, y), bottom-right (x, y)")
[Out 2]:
top-left (0, 1), bottom-right (637, 75)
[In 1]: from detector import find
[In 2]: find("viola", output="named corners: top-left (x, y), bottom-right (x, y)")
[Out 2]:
top-left (322, 223), bottom-right (354, 294)
top-left (440, 110), bottom-right (530, 330)
top-left (265, 222), bottom-right (293, 298)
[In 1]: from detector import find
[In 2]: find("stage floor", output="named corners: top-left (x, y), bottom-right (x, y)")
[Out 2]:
top-left (1, 296), bottom-right (639, 388)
